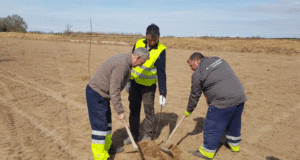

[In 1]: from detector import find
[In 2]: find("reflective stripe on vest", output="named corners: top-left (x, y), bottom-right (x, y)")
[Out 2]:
top-left (131, 69), bottom-right (157, 79)
top-left (131, 39), bottom-right (167, 86)
top-left (139, 65), bottom-right (157, 72)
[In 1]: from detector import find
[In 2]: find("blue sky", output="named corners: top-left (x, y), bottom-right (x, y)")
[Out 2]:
top-left (1, 0), bottom-right (300, 38)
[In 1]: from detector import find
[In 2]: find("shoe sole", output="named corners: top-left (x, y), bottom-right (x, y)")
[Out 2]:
top-left (189, 150), bottom-right (211, 160)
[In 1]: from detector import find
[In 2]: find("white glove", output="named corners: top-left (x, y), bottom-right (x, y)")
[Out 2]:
top-left (159, 95), bottom-right (166, 107)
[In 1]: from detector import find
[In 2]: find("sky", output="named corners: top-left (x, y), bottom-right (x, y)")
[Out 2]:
top-left (1, 0), bottom-right (300, 38)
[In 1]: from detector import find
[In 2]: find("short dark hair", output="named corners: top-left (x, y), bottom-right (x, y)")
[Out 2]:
top-left (146, 23), bottom-right (160, 37)
top-left (187, 52), bottom-right (205, 63)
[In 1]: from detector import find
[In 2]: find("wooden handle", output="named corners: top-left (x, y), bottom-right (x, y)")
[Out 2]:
top-left (164, 116), bottom-right (186, 145)
top-left (123, 120), bottom-right (138, 150)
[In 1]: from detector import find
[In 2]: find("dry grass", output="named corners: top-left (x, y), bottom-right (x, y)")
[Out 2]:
top-left (1, 32), bottom-right (299, 55)
top-left (160, 37), bottom-right (300, 56)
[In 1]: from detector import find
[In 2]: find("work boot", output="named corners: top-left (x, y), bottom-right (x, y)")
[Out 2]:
top-left (108, 145), bottom-right (124, 154)
top-left (123, 136), bottom-right (138, 145)
top-left (224, 142), bottom-right (240, 152)
top-left (189, 150), bottom-right (212, 160)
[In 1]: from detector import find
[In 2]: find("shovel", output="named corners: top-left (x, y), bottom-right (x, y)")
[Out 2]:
top-left (159, 115), bottom-right (186, 157)
top-left (123, 120), bottom-right (146, 160)
top-left (122, 120), bottom-right (139, 151)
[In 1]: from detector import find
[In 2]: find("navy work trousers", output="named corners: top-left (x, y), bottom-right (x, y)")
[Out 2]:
top-left (203, 103), bottom-right (245, 151)
top-left (86, 85), bottom-right (112, 142)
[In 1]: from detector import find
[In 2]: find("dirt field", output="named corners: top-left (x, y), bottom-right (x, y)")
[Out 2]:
top-left (0, 34), bottom-right (299, 160)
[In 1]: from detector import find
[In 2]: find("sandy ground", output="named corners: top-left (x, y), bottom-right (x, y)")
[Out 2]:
top-left (0, 38), bottom-right (299, 160)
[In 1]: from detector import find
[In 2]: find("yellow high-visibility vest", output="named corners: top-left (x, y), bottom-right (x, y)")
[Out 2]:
top-left (131, 39), bottom-right (167, 86)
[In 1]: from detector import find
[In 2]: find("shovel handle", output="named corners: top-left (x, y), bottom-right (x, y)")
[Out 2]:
top-left (123, 120), bottom-right (139, 150)
top-left (164, 116), bottom-right (186, 145)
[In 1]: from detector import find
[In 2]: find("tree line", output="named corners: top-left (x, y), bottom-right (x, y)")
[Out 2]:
top-left (0, 14), bottom-right (28, 32)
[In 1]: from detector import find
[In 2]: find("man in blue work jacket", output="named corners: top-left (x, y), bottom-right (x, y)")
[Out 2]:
top-left (184, 52), bottom-right (247, 159)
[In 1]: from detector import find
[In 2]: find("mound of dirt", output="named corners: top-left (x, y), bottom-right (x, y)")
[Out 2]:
top-left (137, 141), bottom-right (183, 160)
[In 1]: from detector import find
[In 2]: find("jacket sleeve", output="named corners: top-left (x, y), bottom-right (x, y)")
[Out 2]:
top-left (109, 65), bottom-right (128, 114)
top-left (186, 70), bottom-right (202, 113)
top-left (155, 49), bottom-right (167, 97)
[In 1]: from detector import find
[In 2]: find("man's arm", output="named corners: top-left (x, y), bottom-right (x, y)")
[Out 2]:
top-left (186, 71), bottom-right (202, 113)
top-left (110, 66), bottom-right (128, 115)
top-left (155, 50), bottom-right (167, 97)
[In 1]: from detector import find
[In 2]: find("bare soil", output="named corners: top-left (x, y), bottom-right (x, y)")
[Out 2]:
top-left (0, 36), bottom-right (299, 160)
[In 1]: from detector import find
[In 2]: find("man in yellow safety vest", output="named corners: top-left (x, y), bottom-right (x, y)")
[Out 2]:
top-left (124, 23), bottom-right (167, 144)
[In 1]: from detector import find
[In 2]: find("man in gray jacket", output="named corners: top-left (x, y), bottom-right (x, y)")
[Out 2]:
top-left (86, 48), bottom-right (149, 160)
top-left (184, 52), bottom-right (247, 159)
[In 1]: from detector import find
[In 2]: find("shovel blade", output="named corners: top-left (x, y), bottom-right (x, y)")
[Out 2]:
top-left (125, 150), bottom-right (139, 154)
top-left (159, 146), bottom-right (174, 158)
top-left (156, 140), bottom-right (164, 146)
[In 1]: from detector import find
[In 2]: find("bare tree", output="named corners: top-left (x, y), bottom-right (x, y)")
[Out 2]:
top-left (64, 23), bottom-right (73, 35)
top-left (88, 17), bottom-right (92, 77)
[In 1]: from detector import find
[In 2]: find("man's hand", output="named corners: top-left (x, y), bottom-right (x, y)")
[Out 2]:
top-left (184, 110), bottom-right (191, 117)
top-left (118, 113), bottom-right (126, 121)
top-left (159, 95), bottom-right (166, 107)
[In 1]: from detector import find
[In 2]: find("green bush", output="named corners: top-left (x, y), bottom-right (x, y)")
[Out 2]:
top-left (0, 14), bottom-right (28, 32)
